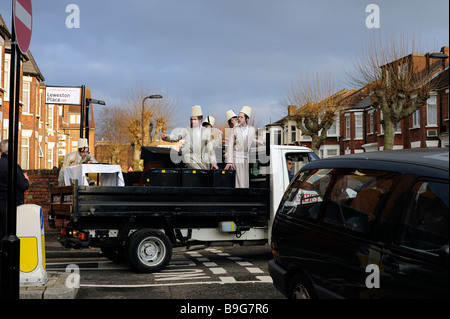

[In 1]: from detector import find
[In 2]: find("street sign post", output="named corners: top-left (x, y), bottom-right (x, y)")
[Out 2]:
top-left (0, 0), bottom-right (32, 300)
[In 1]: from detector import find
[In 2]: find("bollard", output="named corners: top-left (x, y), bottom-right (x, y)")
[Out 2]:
top-left (16, 204), bottom-right (48, 286)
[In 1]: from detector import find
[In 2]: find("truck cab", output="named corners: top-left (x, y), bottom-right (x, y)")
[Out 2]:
top-left (250, 145), bottom-right (319, 242)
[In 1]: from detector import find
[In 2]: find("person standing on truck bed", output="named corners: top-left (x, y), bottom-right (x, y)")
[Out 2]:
top-left (225, 106), bottom-right (258, 188)
top-left (161, 105), bottom-right (217, 170)
top-left (202, 116), bottom-right (221, 170)
top-left (0, 139), bottom-right (30, 239)
top-left (58, 138), bottom-right (98, 186)
top-left (224, 110), bottom-right (239, 166)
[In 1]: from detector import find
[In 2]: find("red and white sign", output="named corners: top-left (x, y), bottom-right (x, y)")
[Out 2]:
top-left (13, 0), bottom-right (33, 54)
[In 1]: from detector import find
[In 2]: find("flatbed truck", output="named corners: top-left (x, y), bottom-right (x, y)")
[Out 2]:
top-left (50, 145), bottom-right (318, 272)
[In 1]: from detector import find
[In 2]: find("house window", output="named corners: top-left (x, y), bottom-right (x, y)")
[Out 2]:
top-left (291, 125), bottom-right (296, 142)
top-left (70, 114), bottom-right (80, 124)
top-left (47, 147), bottom-right (53, 169)
top-left (355, 113), bottom-right (363, 139)
top-left (38, 89), bottom-right (42, 117)
top-left (426, 95), bottom-right (437, 126)
top-left (326, 148), bottom-right (338, 157)
top-left (48, 105), bottom-right (54, 130)
top-left (327, 117), bottom-right (339, 136)
top-left (3, 58), bottom-right (10, 100)
top-left (395, 120), bottom-right (402, 134)
top-left (22, 81), bottom-right (30, 113)
top-left (412, 109), bottom-right (420, 128)
top-left (274, 129), bottom-right (282, 145)
top-left (21, 137), bottom-right (29, 170)
top-left (345, 115), bottom-right (351, 139)
top-left (369, 112), bottom-right (374, 134)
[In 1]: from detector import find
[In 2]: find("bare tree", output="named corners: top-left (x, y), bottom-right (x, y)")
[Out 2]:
top-left (347, 32), bottom-right (444, 150)
top-left (123, 84), bottom-right (181, 165)
top-left (285, 70), bottom-right (349, 153)
top-left (96, 105), bottom-right (132, 165)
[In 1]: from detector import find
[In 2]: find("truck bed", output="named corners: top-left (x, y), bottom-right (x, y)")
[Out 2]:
top-left (51, 183), bottom-right (270, 221)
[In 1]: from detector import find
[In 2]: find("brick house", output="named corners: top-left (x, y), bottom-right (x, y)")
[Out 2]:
top-left (1, 12), bottom-right (96, 170)
top-left (271, 46), bottom-right (449, 157)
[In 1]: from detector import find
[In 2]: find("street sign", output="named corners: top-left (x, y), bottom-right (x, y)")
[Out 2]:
top-left (13, 0), bottom-right (33, 54)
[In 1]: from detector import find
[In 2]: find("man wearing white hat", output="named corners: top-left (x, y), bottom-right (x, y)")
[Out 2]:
top-left (162, 105), bottom-right (217, 169)
top-left (225, 110), bottom-right (238, 129)
top-left (58, 138), bottom-right (98, 186)
top-left (225, 106), bottom-right (256, 188)
top-left (224, 109), bottom-right (238, 165)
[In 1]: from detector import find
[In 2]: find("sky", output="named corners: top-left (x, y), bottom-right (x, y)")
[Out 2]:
top-left (1, 0), bottom-right (449, 130)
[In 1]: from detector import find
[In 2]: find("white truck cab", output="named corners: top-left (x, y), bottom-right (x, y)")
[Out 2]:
top-left (249, 145), bottom-right (319, 243)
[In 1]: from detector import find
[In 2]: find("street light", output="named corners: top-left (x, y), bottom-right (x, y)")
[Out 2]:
top-left (141, 94), bottom-right (163, 146)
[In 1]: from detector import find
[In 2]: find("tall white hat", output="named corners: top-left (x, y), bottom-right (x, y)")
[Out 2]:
top-left (240, 106), bottom-right (252, 118)
top-left (78, 138), bottom-right (88, 149)
top-left (191, 105), bottom-right (203, 117)
top-left (225, 110), bottom-right (237, 121)
top-left (203, 116), bottom-right (215, 127)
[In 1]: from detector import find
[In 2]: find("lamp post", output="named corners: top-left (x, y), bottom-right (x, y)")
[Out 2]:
top-left (141, 95), bottom-right (163, 147)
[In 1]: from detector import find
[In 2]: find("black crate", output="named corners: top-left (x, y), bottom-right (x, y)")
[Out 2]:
top-left (210, 169), bottom-right (236, 187)
top-left (123, 171), bottom-right (143, 186)
top-left (180, 169), bottom-right (209, 187)
top-left (141, 146), bottom-right (179, 168)
top-left (145, 168), bottom-right (180, 186)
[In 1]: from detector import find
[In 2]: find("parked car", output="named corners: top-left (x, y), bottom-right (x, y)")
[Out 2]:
top-left (269, 148), bottom-right (449, 299)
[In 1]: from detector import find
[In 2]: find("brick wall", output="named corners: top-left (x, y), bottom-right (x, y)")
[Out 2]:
top-left (23, 169), bottom-right (60, 233)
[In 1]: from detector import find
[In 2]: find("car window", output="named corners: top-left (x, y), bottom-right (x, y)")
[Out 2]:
top-left (285, 152), bottom-right (316, 183)
top-left (399, 181), bottom-right (449, 256)
top-left (322, 169), bottom-right (400, 235)
top-left (279, 168), bottom-right (333, 219)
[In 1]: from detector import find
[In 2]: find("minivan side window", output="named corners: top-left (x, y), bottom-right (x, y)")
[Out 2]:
top-left (322, 170), bottom-right (399, 235)
top-left (279, 169), bottom-right (332, 219)
top-left (399, 181), bottom-right (449, 256)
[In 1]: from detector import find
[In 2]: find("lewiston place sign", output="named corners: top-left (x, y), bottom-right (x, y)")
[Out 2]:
top-left (45, 86), bottom-right (82, 105)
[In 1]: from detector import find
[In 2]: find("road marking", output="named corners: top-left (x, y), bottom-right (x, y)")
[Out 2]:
top-left (209, 267), bottom-right (227, 274)
top-left (246, 267), bottom-right (264, 274)
top-left (154, 269), bottom-right (210, 281)
top-left (80, 278), bottom-right (273, 288)
top-left (256, 276), bottom-right (273, 283)
top-left (203, 262), bottom-right (218, 267)
top-left (219, 276), bottom-right (236, 283)
top-left (236, 261), bottom-right (253, 267)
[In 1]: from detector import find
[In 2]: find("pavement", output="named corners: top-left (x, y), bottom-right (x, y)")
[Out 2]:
top-left (19, 232), bottom-right (101, 299)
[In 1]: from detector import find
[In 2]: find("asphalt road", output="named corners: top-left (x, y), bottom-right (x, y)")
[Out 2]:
top-left (46, 244), bottom-right (286, 300)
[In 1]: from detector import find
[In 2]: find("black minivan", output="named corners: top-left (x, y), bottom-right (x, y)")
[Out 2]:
top-left (269, 148), bottom-right (449, 299)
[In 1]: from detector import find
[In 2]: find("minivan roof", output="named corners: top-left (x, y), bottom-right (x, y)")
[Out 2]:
top-left (311, 148), bottom-right (449, 171)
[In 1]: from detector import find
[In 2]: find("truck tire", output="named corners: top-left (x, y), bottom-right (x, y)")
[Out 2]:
top-left (126, 229), bottom-right (172, 273)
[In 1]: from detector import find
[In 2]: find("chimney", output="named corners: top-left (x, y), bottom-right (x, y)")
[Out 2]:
top-left (288, 105), bottom-right (297, 116)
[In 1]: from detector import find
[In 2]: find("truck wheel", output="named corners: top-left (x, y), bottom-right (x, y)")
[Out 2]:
top-left (126, 229), bottom-right (172, 273)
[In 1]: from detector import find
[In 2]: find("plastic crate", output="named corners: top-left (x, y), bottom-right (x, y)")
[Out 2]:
top-left (180, 169), bottom-right (209, 187)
